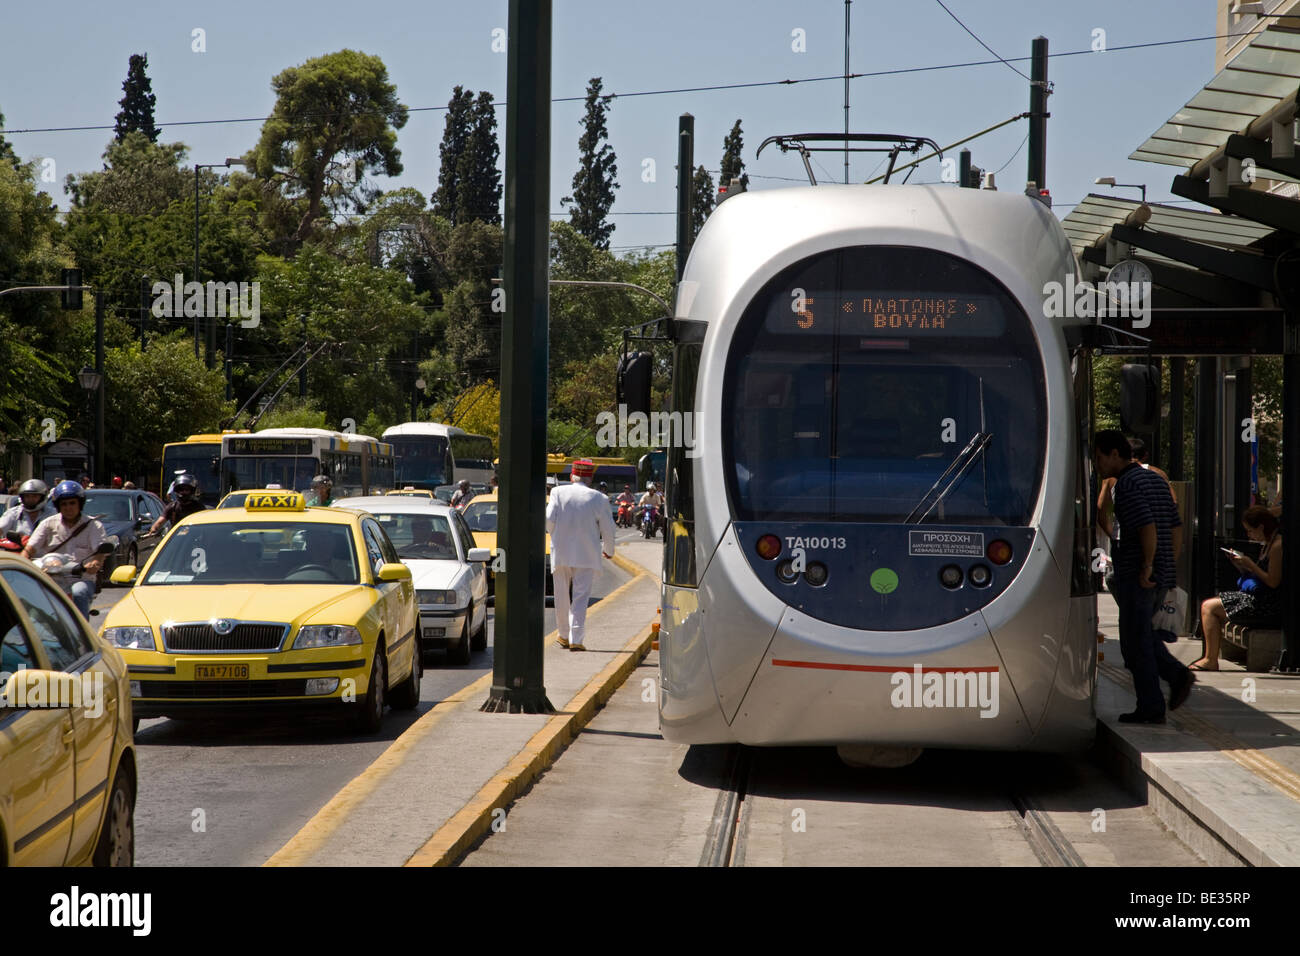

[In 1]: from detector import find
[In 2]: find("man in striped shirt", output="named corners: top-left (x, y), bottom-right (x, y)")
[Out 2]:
top-left (1094, 430), bottom-right (1192, 723)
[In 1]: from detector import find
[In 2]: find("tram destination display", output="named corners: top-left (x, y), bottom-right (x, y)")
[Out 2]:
top-left (782, 292), bottom-right (1007, 337)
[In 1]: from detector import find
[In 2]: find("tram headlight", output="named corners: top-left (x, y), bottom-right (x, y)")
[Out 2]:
top-left (939, 565), bottom-right (963, 589)
top-left (756, 534), bottom-right (782, 560)
top-left (968, 564), bottom-right (993, 587)
top-left (775, 559), bottom-right (798, 583)
top-left (986, 539), bottom-right (1013, 565)
top-left (804, 562), bottom-right (829, 587)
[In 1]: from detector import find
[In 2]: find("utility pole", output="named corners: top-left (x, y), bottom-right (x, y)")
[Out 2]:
top-left (675, 114), bottom-right (693, 283)
top-left (225, 323), bottom-right (234, 402)
top-left (1027, 36), bottom-right (1049, 194)
top-left (484, 0), bottom-right (554, 714)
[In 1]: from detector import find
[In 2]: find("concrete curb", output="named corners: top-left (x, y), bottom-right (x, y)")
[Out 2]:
top-left (404, 622), bottom-right (656, 866)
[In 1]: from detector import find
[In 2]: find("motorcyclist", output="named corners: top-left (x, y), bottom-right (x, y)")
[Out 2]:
top-left (307, 474), bottom-right (335, 507)
top-left (638, 482), bottom-right (664, 511)
top-left (151, 472), bottom-right (207, 534)
top-left (450, 479), bottom-right (473, 510)
top-left (0, 479), bottom-right (55, 541)
top-left (22, 480), bottom-right (106, 618)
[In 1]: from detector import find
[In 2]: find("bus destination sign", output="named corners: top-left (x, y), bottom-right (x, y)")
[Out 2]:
top-left (226, 437), bottom-right (315, 456)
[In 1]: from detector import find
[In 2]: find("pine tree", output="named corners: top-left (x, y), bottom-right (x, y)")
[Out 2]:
top-left (690, 165), bottom-right (715, 238)
top-left (454, 92), bottom-right (502, 226)
top-left (114, 53), bottom-right (159, 143)
top-left (562, 77), bottom-right (619, 250)
top-left (432, 86), bottom-right (474, 224)
top-left (719, 120), bottom-right (748, 191)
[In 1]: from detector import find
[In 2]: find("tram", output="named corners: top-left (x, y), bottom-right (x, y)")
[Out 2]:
top-left (657, 184), bottom-right (1097, 764)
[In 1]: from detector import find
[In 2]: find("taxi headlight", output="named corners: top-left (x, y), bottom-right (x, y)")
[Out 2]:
top-left (103, 626), bottom-right (156, 651)
top-left (294, 625), bottom-right (363, 649)
top-left (417, 589), bottom-right (458, 606)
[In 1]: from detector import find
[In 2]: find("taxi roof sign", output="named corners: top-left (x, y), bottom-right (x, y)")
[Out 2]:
top-left (244, 491), bottom-right (306, 512)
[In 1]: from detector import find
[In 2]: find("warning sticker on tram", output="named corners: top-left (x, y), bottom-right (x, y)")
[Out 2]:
top-left (908, 531), bottom-right (984, 557)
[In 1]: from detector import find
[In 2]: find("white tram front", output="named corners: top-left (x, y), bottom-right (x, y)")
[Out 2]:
top-left (658, 185), bottom-right (1097, 759)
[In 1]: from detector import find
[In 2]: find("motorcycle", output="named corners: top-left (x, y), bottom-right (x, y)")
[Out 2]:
top-left (1, 530), bottom-right (26, 553)
top-left (31, 537), bottom-right (117, 614)
top-left (640, 504), bottom-right (661, 539)
top-left (616, 500), bottom-right (635, 528)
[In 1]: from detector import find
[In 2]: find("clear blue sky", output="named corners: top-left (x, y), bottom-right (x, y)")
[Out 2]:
top-left (0, 0), bottom-right (1218, 250)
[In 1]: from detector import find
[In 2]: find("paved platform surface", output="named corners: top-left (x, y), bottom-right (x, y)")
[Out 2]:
top-left (1096, 592), bottom-right (1300, 866)
top-left (264, 539), bottom-right (665, 867)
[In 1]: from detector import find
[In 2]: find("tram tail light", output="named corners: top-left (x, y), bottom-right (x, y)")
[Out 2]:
top-left (756, 534), bottom-right (782, 560)
top-left (986, 539), bottom-right (1013, 565)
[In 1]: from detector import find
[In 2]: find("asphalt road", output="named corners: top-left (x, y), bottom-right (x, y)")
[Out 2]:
top-left (91, 529), bottom-right (643, 866)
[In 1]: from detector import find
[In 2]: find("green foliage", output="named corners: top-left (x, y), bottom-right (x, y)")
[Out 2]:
top-left (250, 49), bottom-right (408, 245)
top-left (253, 396), bottom-right (328, 431)
top-left (433, 89), bottom-right (500, 227)
top-left (431, 382), bottom-right (500, 447)
top-left (114, 54), bottom-right (159, 144)
top-left (432, 87), bottom-right (473, 223)
top-left (562, 77), bottom-right (618, 250)
top-left (720, 120), bottom-right (748, 190)
top-left (103, 336), bottom-right (233, 472)
top-left (691, 165), bottom-right (715, 239)
top-left (65, 133), bottom-right (188, 215)
top-left (0, 106), bottom-right (20, 171)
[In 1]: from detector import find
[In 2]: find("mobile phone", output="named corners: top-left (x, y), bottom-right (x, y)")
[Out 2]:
top-left (1220, 547), bottom-right (1243, 558)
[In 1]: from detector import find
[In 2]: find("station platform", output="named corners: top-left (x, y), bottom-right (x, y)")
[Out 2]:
top-left (264, 538), bottom-right (666, 867)
top-left (1096, 593), bottom-right (1300, 866)
top-left (263, 540), bottom-right (1300, 867)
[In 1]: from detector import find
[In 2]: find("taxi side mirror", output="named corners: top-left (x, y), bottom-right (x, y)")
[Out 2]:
top-left (1, 669), bottom-right (80, 710)
top-left (110, 565), bottom-right (138, 585)
top-left (376, 563), bottom-right (412, 582)
top-left (467, 548), bottom-right (491, 563)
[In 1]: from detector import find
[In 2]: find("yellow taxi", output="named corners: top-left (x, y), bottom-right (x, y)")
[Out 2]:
top-left (386, 487), bottom-right (435, 499)
top-left (101, 491), bottom-right (420, 733)
top-left (460, 492), bottom-right (552, 594)
top-left (1, 552), bottom-right (136, 865)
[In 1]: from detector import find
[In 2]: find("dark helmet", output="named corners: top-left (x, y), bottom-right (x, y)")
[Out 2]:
top-left (51, 480), bottom-right (85, 504)
top-left (457, 480), bottom-right (470, 490)
top-left (311, 474), bottom-right (332, 488)
top-left (174, 472), bottom-right (198, 494)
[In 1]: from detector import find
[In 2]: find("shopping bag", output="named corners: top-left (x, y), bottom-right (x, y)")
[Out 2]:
top-left (1152, 586), bottom-right (1187, 634)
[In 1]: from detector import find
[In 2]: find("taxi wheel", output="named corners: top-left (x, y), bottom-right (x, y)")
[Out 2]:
top-left (470, 602), bottom-right (486, 653)
top-left (355, 646), bottom-right (386, 733)
top-left (92, 765), bottom-right (135, 866)
top-left (390, 638), bottom-right (422, 710)
top-left (449, 617), bottom-right (471, 665)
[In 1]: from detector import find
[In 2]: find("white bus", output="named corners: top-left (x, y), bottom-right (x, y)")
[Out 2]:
top-left (383, 423), bottom-right (496, 490)
top-left (220, 428), bottom-right (395, 499)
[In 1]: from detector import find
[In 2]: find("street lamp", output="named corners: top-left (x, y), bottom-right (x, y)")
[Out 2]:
top-left (1094, 177), bottom-right (1147, 204)
top-left (195, 158), bottom-right (247, 367)
top-left (77, 366), bottom-right (101, 482)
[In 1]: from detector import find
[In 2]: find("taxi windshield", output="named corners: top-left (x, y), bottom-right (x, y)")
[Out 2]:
top-left (142, 521), bottom-right (360, 585)
top-left (369, 512), bottom-right (458, 561)
top-left (461, 500), bottom-right (497, 533)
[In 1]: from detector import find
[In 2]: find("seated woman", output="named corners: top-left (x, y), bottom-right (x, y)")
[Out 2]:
top-left (1195, 505), bottom-right (1283, 671)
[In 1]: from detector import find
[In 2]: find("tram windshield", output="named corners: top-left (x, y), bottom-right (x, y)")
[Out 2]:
top-left (724, 246), bottom-right (1046, 525)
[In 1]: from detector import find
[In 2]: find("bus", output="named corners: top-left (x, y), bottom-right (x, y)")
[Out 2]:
top-left (160, 432), bottom-right (248, 507)
top-left (637, 449), bottom-right (666, 490)
top-left (219, 428), bottom-right (395, 499)
top-left (383, 423), bottom-right (496, 490)
top-left (546, 455), bottom-right (638, 489)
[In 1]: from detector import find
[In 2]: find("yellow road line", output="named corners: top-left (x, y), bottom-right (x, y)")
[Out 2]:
top-left (405, 622), bottom-right (655, 867)
top-left (263, 670), bottom-right (493, 866)
top-left (1099, 660), bottom-right (1300, 804)
top-left (267, 555), bottom-right (655, 865)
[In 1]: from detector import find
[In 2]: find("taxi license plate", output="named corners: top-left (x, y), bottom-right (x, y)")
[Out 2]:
top-left (194, 663), bottom-right (249, 680)
top-left (423, 627), bottom-right (445, 638)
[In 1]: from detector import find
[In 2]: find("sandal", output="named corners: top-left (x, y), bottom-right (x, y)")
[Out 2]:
top-left (556, 637), bottom-right (569, 648)
top-left (1188, 662), bottom-right (1217, 672)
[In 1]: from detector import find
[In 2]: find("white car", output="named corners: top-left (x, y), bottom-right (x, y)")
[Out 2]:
top-left (332, 499), bottom-right (490, 665)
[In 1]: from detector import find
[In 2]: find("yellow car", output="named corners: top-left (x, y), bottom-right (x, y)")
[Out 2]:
top-left (102, 491), bottom-right (420, 734)
top-left (386, 487), bottom-right (435, 499)
top-left (0, 553), bottom-right (136, 865)
top-left (460, 492), bottom-right (552, 594)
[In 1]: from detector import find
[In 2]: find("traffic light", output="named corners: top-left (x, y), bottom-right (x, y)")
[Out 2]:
top-left (617, 351), bottom-right (653, 416)
top-left (61, 268), bottom-right (82, 310)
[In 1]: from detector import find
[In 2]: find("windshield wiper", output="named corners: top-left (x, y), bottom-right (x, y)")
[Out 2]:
top-left (904, 432), bottom-right (993, 524)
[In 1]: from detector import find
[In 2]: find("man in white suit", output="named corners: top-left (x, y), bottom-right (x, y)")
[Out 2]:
top-left (546, 458), bottom-right (617, 650)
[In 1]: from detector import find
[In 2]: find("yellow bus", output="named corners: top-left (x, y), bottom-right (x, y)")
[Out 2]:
top-left (160, 432), bottom-right (247, 507)
top-left (545, 455), bottom-right (638, 489)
